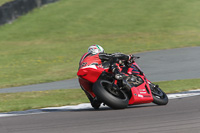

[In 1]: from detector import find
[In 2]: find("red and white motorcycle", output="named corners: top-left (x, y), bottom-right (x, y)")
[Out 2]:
top-left (77, 55), bottom-right (168, 109)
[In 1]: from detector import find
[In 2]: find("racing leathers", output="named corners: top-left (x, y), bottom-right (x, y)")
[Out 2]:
top-left (79, 52), bottom-right (133, 77)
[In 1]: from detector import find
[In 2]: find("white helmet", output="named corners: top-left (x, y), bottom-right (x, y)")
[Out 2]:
top-left (88, 45), bottom-right (104, 54)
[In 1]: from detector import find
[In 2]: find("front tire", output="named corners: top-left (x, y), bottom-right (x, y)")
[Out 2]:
top-left (93, 80), bottom-right (129, 109)
top-left (150, 84), bottom-right (168, 105)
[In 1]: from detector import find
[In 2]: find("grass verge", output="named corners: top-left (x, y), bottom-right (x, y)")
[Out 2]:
top-left (0, 89), bottom-right (88, 112)
top-left (1, 0), bottom-right (200, 88)
top-left (0, 79), bottom-right (200, 113)
top-left (0, 0), bottom-right (13, 6)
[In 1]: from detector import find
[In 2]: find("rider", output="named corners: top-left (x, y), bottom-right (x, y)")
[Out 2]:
top-left (79, 44), bottom-right (135, 109)
top-left (79, 44), bottom-right (136, 80)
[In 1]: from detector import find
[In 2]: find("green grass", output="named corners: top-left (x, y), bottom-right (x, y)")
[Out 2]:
top-left (0, 78), bottom-right (200, 113)
top-left (1, 0), bottom-right (200, 88)
top-left (0, 89), bottom-right (88, 112)
top-left (0, 0), bottom-right (13, 6)
top-left (154, 79), bottom-right (200, 93)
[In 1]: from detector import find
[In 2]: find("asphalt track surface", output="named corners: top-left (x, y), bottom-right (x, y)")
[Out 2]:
top-left (0, 46), bottom-right (200, 93)
top-left (0, 95), bottom-right (200, 133)
top-left (0, 47), bottom-right (200, 133)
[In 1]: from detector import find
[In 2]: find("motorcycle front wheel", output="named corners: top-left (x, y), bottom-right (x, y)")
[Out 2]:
top-left (150, 84), bottom-right (168, 105)
top-left (93, 79), bottom-right (129, 109)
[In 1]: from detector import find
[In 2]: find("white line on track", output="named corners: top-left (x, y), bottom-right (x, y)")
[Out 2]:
top-left (0, 89), bottom-right (200, 118)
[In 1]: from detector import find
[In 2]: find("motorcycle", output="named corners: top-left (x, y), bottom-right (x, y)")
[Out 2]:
top-left (77, 55), bottom-right (168, 109)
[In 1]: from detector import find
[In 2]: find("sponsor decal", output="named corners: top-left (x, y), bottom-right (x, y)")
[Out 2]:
top-left (144, 95), bottom-right (151, 97)
top-left (138, 94), bottom-right (144, 98)
top-left (82, 65), bottom-right (97, 69)
top-left (80, 62), bottom-right (87, 68)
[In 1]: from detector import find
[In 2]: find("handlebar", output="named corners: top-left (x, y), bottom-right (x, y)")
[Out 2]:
top-left (131, 55), bottom-right (140, 60)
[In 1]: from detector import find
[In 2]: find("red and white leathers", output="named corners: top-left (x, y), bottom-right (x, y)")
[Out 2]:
top-left (79, 52), bottom-right (131, 69)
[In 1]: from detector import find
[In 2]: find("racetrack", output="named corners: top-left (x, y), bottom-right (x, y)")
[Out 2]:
top-left (0, 47), bottom-right (200, 133)
top-left (1, 46), bottom-right (200, 93)
top-left (0, 95), bottom-right (200, 133)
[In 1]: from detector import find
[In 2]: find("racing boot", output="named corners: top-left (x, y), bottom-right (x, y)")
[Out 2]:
top-left (91, 97), bottom-right (101, 110)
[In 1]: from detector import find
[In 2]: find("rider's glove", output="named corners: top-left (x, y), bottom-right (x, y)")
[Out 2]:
top-left (115, 73), bottom-right (123, 80)
top-left (111, 64), bottom-right (124, 80)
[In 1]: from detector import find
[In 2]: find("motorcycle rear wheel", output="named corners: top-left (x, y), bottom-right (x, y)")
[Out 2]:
top-left (93, 79), bottom-right (129, 109)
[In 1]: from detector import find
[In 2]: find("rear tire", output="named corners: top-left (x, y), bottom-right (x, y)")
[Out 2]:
top-left (93, 80), bottom-right (129, 109)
